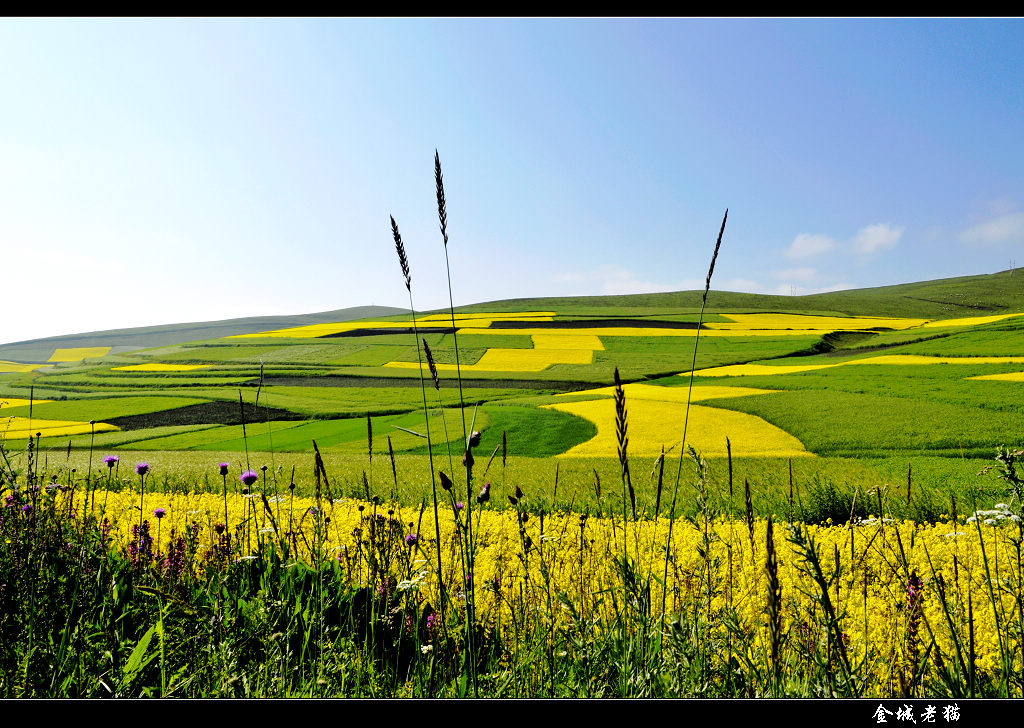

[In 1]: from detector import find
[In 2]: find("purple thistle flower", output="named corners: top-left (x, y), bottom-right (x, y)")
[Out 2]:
top-left (218, 462), bottom-right (230, 476)
top-left (135, 462), bottom-right (150, 476)
top-left (240, 469), bottom-right (259, 487)
top-left (103, 455), bottom-right (119, 468)
top-left (405, 533), bottom-right (418, 546)
top-left (455, 501), bottom-right (464, 511)
top-left (476, 482), bottom-right (491, 504)
top-left (153, 508), bottom-right (166, 519)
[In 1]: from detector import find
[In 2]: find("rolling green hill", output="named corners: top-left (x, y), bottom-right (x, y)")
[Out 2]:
top-left (0, 305), bottom-right (406, 363)
top-left (3, 268), bottom-right (1024, 516)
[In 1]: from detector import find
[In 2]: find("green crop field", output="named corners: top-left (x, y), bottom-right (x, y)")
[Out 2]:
top-left (6, 258), bottom-right (1024, 703)
top-left (3, 268), bottom-right (1024, 521)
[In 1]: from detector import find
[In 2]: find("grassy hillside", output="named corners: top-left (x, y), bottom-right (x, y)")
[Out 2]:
top-left (3, 268), bottom-right (1024, 515)
top-left (462, 268), bottom-right (1024, 319)
top-left (0, 305), bottom-right (406, 362)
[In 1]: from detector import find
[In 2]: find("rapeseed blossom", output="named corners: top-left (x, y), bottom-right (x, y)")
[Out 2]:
top-left (79, 487), bottom-right (1022, 696)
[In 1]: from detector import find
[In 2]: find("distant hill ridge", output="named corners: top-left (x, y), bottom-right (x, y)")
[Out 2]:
top-left (460, 270), bottom-right (1024, 319)
top-left (3, 269), bottom-right (1022, 363)
top-left (0, 306), bottom-right (406, 363)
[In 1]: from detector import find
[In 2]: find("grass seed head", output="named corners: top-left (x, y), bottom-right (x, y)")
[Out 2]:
top-left (435, 150), bottom-right (448, 247)
top-left (423, 338), bottom-right (441, 390)
top-left (390, 215), bottom-right (411, 291)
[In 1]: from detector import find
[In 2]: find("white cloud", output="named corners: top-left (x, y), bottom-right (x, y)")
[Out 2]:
top-left (786, 233), bottom-right (837, 259)
top-left (852, 223), bottom-right (904, 254)
top-left (960, 212), bottom-right (1024, 245)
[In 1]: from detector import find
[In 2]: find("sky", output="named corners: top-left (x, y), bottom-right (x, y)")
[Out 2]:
top-left (2, 18), bottom-right (1023, 346)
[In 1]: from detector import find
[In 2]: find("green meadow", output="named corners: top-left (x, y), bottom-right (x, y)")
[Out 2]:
top-left (3, 269), bottom-right (1024, 520)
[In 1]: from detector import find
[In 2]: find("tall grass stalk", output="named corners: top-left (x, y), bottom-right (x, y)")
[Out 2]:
top-left (765, 517), bottom-right (783, 693)
top-left (434, 151), bottom-right (468, 457)
top-left (423, 339), bottom-right (456, 479)
top-left (661, 209), bottom-right (727, 622)
top-left (390, 215), bottom-right (447, 628)
top-left (612, 367), bottom-right (635, 694)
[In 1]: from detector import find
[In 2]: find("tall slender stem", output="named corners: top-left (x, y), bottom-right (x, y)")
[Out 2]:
top-left (661, 209), bottom-right (727, 623)
top-left (391, 215), bottom-right (447, 625)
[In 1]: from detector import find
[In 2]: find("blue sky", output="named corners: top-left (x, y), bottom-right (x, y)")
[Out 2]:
top-left (2, 18), bottom-right (1023, 345)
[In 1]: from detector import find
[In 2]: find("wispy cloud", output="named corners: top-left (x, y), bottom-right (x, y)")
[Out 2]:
top-left (852, 223), bottom-right (904, 254)
top-left (960, 211), bottom-right (1024, 245)
top-left (785, 223), bottom-right (904, 260)
top-left (785, 233), bottom-right (837, 259)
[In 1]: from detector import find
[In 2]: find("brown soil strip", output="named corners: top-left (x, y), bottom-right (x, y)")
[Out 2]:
top-left (321, 327), bottom-right (453, 338)
top-left (489, 319), bottom-right (703, 329)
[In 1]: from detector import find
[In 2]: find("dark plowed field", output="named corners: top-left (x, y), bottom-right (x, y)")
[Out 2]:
top-left (489, 319), bottom-right (703, 329)
top-left (106, 401), bottom-right (309, 430)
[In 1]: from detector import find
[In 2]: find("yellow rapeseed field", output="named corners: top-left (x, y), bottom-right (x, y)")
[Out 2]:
top-left (47, 347), bottom-right (111, 362)
top-left (1, 417), bottom-right (117, 439)
top-left (543, 388), bottom-right (809, 458)
top-left (920, 312), bottom-right (1024, 328)
top-left (970, 372), bottom-right (1024, 382)
top-left (0, 361), bottom-right (42, 373)
top-left (459, 326), bottom-right (818, 339)
top-left (692, 354), bottom-right (1024, 378)
top-left (77, 487), bottom-right (1019, 695)
top-left (232, 312), bottom-right (556, 339)
top-left (848, 354), bottom-right (1024, 366)
top-left (691, 363), bottom-right (837, 377)
top-left (386, 346), bottom-right (595, 373)
top-left (385, 331), bottom-right (603, 373)
top-left (0, 398), bottom-right (53, 409)
top-left (111, 363), bottom-right (213, 372)
top-left (558, 382), bottom-right (778, 403)
top-left (231, 309), bottom-right (1019, 344)
top-left (418, 311), bottom-right (556, 321)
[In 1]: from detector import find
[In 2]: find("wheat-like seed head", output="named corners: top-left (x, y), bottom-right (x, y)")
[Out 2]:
top-left (435, 150), bottom-right (449, 247)
top-left (703, 208), bottom-right (728, 305)
top-left (766, 517), bottom-right (782, 679)
top-left (390, 215), bottom-right (411, 291)
top-left (422, 338), bottom-right (440, 390)
top-left (613, 367), bottom-right (636, 517)
top-left (613, 367), bottom-right (628, 470)
top-left (745, 477), bottom-right (756, 555)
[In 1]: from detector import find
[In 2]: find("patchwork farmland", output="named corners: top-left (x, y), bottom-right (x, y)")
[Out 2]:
top-left (4, 273), bottom-right (1024, 481)
top-left (5, 270), bottom-right (1024, 697)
